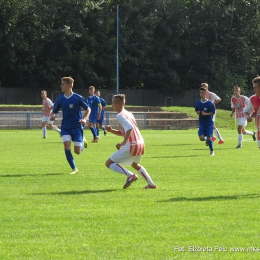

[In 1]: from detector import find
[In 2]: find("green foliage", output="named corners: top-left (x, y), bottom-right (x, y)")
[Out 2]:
top-left (1, 129), bottom-right (260, 259)
top-left (0, 0), bottom-right (259, 97)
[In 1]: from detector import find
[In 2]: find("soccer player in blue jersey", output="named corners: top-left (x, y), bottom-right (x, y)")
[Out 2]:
top-left (95, 90), bottom-right (107, 137)
top-left (50, 77), bottom-right (91, 174)
top-left (195, 87), bottom-right (216, 156)
top-left (87, 86), bottom-right (102, 142)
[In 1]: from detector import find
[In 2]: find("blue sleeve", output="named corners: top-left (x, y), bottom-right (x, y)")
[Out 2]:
top-left (76, 94), bottom-right (89, 110)
top-left (211, 102), bottom-right (216, 115)
top-left (53, 96), bottom-right (61, 113)
top-left (101, 98), bottom-right (106, 107)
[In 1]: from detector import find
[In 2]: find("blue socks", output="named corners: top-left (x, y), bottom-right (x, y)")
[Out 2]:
top-left (90, 126), bottom-right (97, 139)
top-left (65, 150), bottom-right (76, 169)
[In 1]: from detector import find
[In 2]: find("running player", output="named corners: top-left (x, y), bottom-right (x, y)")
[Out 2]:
top-left (41, 90), bottom-right (61, 138)
top-left (95, 89), bottom-right (107, 137)
top-left (243, 76), bottom-right (260, 148)
top-left (201, 83), bottom-right (224, 144)
top-left (230, 86), bottom-right (255, 149)
top-left (105, 94), bottom-right (157, 189)
top-left (195, 87), bottom-right (216, 156)
top-left (87, 86), bottom-right (102, 142)
top-left (50, 77), bottom-right (90, 175)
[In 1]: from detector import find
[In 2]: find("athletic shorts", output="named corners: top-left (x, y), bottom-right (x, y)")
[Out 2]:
top-left (110, 144), bottom-right (142, 165)
top-left (97, 115), bottom-right (104, 125)
top-left (89, 114), bottom-right (98, 124)
top-left (237, 117), bottom-right (247, 127)
top-left (42, 116), bottom-right (53, 124)
top-left (198, 125), bottom-right (213, 137)
top-left (61, 127), bottom-right (83, 146)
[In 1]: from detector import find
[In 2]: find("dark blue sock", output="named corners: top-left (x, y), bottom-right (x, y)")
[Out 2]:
top-left (65, 150), bottom-right (76, 169)
top-left (96, 127), bottom-right (99, 137)
top-left (208, 139), bottom-right (214, 151)
top-left (90, 126), bottom-right (97, 139)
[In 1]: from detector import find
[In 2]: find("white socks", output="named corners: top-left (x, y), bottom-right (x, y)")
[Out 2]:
top-left (53, 125), bottom-right (61, 133)
top-left (109, 163), bottom-right (133, 177)
top-left (137, 166), bottom-right (155, 186)
top-left (42, 127), bottom-right (47, 138)
top-left (214, 128), bottom-right (223, 140)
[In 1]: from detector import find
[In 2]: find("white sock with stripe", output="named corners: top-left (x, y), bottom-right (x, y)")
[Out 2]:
top-left (137, 166), bottom-right (155, 187)
top-left (109, 163), bottom-right (133, 177)
top-left (214, 128), bottom-right (223, 140)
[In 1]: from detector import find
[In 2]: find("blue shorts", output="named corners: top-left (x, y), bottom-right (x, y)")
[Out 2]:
top-left (61, 127), bottom-right (83, 143)
top-left (198, 125), bottom-right (213, 137)
top-left (97, 115), bottom-right (104, 125)
top-left (89, 114), bottom-right (98, 124)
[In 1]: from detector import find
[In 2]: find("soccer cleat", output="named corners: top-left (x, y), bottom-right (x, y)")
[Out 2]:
top-left (212, 136), bottom-right (216, 142)
top-left (92, 138), bottom-right (98, 143)
top-left (123, 174), bottom-right (138, 189)
top-left (104, 130), bottom-right (107, 136)
top-left (70, 169), bottom-right (79, 175)
top-left (253, 132), bottom-right (256, 141)
top-left (210, 151), bottom-right (215, 156)
top-left (144, 185), bottom-right (157, 189)
top-left (83, 137), bottom-right (88, 148)
top-left (235, 144), bottom-right (242, 149)
top-left (218, 140), bottom-right (224, 144)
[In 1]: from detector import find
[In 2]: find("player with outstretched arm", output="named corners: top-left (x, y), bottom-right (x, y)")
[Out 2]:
top-left (105, 94), bottom-right (157, 189)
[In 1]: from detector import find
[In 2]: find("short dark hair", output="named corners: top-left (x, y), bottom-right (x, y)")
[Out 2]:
top-left (252, 76), bottom-right (260, 85)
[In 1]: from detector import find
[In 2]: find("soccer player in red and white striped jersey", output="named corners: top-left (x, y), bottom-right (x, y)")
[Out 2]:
top-left (243, 76), bottom-right (260, 148)
top-left (230, 86), bottom-right (255, 149)
top-left (105, 94), bottom-right (156, 189)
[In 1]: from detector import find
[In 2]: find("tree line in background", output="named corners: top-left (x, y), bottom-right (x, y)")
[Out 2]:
top-left (0, 0), bottom-right (259, 107)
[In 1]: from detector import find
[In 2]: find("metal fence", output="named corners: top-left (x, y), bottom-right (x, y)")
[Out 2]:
top-left (0, 112), bottom-right (147, 130)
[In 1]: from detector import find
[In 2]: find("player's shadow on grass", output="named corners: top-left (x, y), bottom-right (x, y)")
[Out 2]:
top-left (158, 194), bottom-right (260, 202)
top-left (30, 189), bottom-right (117, 196)
top-left (0, 173), bottom-right (64, 177)
top-left (151, 144), bottom-right (192, 147)
top-left (150, 155), bottom-right (200, 158)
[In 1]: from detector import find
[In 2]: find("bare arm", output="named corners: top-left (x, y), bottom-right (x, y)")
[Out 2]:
top-left (230, 108), bottom-right (235, 117)
top-left (106, 125), bottom-right (123, 136)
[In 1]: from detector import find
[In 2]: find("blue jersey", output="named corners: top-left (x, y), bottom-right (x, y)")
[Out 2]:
top-left (195, 99), bottom-right (215, 127)
top-left (99, 97), bottom-right (106, 117)
top-left (88, 95), bottom-right (101, 116)
top-left (53, 93), bottom-right (89, 129)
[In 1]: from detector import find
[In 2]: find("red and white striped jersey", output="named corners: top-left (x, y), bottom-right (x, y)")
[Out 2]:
top-left (206, 91), bottom-right (221, 103)
top-left (243, 94), bottom-right (260, 127)
top-left (116, 108), bottom-right (145, 156)
top-left (231, 95), bottom-right (249, 119)
top-left (42, 98), bottom-right (53, 117)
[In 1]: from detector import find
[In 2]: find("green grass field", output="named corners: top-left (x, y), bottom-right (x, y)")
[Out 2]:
top-left (1, 126), bottom-right (260, 260)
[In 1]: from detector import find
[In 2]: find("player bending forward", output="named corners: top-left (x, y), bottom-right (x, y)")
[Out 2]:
top-left (105, 94), bottom-right (157, 189)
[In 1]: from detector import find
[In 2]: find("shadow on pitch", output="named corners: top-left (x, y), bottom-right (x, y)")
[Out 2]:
top-left (149, 155), bottom-right (200, 158)
top-left (30, 189), bottom-right (117, 196)
top-left (151, 143), bottom-right (192, 147)
top-left (157, 194), bottom-right (260, 203)
top-left (0, 173), bottom-right (64, 178)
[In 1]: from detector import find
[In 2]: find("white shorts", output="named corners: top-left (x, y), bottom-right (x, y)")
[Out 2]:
top-left (110, 144), bottom-right (142, 165)
top-left (42, 116), bottom-right (53, 124)
top-left (237, 117), bottom-right (247, 127)
top-left (212, 114), bottom-right (216, 122)
top-left (62, 135), bottom-right (82, 147)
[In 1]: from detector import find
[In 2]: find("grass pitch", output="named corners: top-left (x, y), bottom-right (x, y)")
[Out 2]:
top-left (0, 128), bottom-right (260, 260)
